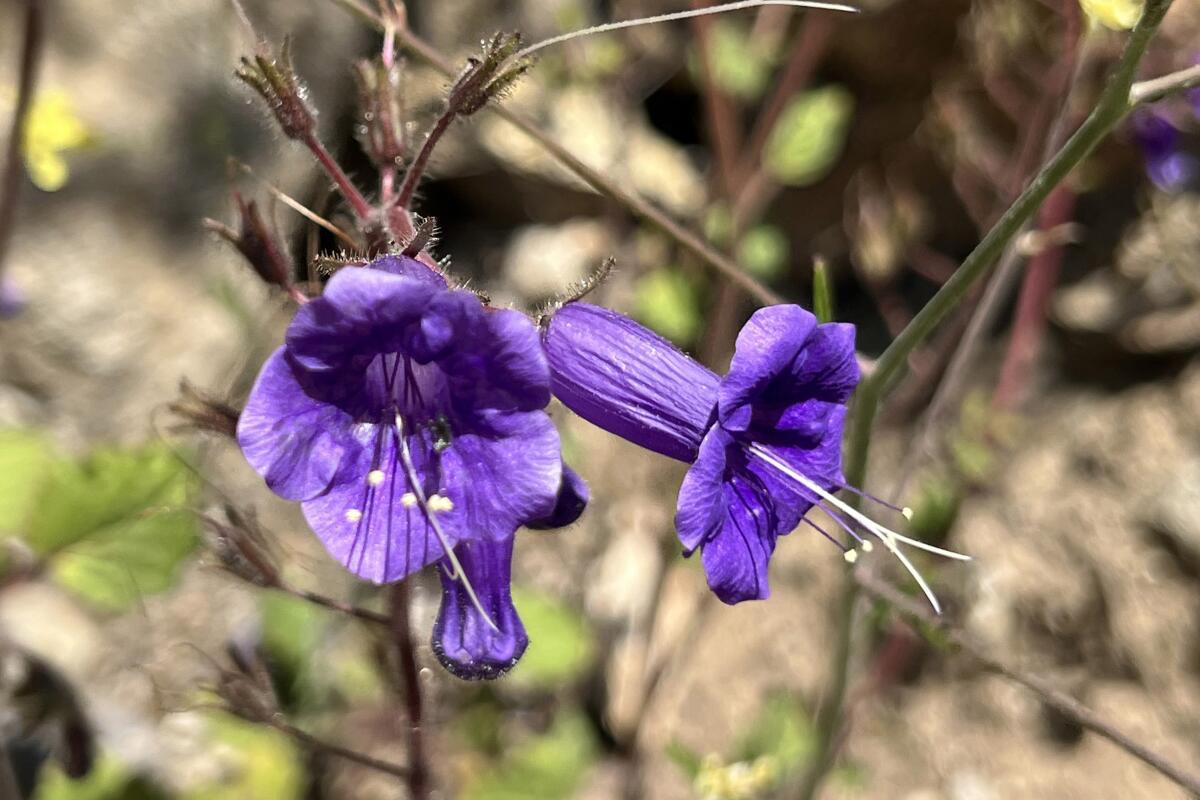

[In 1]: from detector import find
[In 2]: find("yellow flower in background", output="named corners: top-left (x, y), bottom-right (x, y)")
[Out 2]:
top-left (1079, 0), bottom-right (1143, 30)
top-left (4, 89), bottom-right (92, 191)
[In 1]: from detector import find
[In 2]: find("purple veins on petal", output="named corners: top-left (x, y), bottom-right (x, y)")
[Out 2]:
top-left (238, 255), bottom-right (570, 587)
top-left (543, 299), bottom-right (969, 612)
top-left (541, 302), bottom-right (719, 462)
top-left (432, 536), bottom-right (528, 680)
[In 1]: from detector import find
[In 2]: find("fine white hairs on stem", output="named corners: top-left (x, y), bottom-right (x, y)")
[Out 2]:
top-left (514, 0), bottom-right (860, 61)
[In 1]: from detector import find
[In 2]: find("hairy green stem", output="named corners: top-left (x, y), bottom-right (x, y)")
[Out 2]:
top-left (798, 4), bottom-right (1174, 798)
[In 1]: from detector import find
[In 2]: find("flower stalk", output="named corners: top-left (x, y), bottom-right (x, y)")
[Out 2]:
top-left (799, 3), bottom-right (1177, 798)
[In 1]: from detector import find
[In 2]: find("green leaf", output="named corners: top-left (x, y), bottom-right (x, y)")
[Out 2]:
top-left (737, 225), bottom-right (790, 280)
top-left (506, 587), bottom-right (595, 689)
top-left (699, 22), bottom-right (771, 101)
top-left (0, 428), bottom-right (61, 534)
top-left (187, 713), bottom-right (305, 800)
top-left (665, 740), bottom-right (704, 780)
top-left (463, 713), bottom-right (598, 800)
top-left (35, 756), bottom-right (168, 800)
top-left (634, 268), bottom-right (701, 345)
top-left (28, 444), bottom-right (192, 557)
top-left (812, 258), bottom-right (835, 323)
top-left (763, 86), bottom-right (854, 187)
top-left (51, 509), bottom-right (199, 612)
top-left (25, 443), bottom-right (200, 612)
top-left (732, 693), bottom-right (813, 769)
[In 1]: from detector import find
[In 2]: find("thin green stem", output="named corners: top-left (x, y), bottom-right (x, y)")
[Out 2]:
top-left (846, 0), bottom-right (1170, 492)
top-left (798, 4), bottom-right (1173, 798)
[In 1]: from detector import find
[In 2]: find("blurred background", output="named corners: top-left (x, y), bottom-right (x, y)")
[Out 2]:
top-left (1, 0), bottom-right (1199, 798)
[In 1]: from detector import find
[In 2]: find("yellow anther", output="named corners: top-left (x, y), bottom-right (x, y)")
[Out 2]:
top-left (344, 509), bottom-right (363, 523)
top-left (401, 492), bottom-right (418, 508)
top-left (843, 549), bottom-right (859, 564)
top-left (428, 494), bottom-right (454, 513)
top-left (861, 540), bottom-right (874, 553)
top-left (367, 469), bottom-right (386, 486)
top-left (901, 506), bottom-right (914, 521)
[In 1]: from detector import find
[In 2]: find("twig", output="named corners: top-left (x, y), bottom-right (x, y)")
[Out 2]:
top-left (274, 720), bottom-right (411, 780)
top-left (302, 132), bottom-right (375, 224)
top-left (801, 3), bottom-right (1176, 797)
top-left (335, 3), bottom-right (784, 305)
top-left (394, 105), bottom-right (455, 210)
top-left (0, 0), bottom-right (44, 288)
top-left (390, 582), bottom-right (430, 799)
top-left (277, 583), bottom-right (390, 627)
top-left (1130, 63), bottom-right (1200, 105)
top-left (855, 571), bottom-right (1200, 797)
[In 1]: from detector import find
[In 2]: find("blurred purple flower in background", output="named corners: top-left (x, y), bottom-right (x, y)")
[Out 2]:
top-left (543, 302), bottom-right (968, 610)
top-left (0, 276), bottom-right (25, 319)
top-left (1129, 108), bottom-right (1197, 192)
top-left (238, 254), bottom-right (585, 678)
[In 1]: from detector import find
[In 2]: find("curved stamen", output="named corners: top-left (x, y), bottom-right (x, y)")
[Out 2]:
top-left (394, 412), bottom-right (499, 632)
top-left (747, 443), bottom-right (970, 614)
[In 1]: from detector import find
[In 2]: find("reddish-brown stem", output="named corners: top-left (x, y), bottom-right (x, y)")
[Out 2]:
top-left (302, 132), bottom-right (374, 223)
top-left (395, 108), bottom-right (455, 211)
top-left (739, 13), bottom-right (834, 182)
top-left (389, 582), bottom-right (429, 799)
top-left (0, 0), bottom-right (43, 285)
top-left (991, 185), bottom-right (1076, 410)
top-left (275, 720), bottom-right (411, 779)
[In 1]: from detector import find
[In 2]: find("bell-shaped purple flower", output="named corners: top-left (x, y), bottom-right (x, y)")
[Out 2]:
top-left (543, 302), bottom-right (967, 610)
top-left (238, 255), bottom-right (567, 585)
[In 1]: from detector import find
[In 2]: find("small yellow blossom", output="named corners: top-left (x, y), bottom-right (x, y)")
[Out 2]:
top-left (4, 89), bottom-right (91, 191)
top-left (1079, 0), bottom-right (1143, 30)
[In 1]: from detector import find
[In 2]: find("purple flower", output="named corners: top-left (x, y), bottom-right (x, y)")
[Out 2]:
top-left (1130, 109), bottom-right (1196, 192)
top-left (238, 254), bottom-right (586, 676)
top-left (0, 276), bottom-right (25, 319)
top-left (543, 302), bottom-right (967, 610)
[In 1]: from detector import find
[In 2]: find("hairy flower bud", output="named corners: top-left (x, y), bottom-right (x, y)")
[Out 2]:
top-left (236, 36), bottom-right (316, 140)
top-left (204, 191), bottom-right (294, 291)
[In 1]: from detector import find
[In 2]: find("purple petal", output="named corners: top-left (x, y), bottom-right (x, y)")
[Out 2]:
top-left (447, 308), bottom-right (553, 415)
top-left (543, 303), bottom-right (719, 462)
top-left (368, 254), bottom-right (449, 287)
top-left (676, 427), bottom-right (730, 553)
top-left (300, 426), bottom-right (462, 583)
top-left (786, 322), bottom-right (860, 404)
top-left (286, 268), bottom-right (437, 374)
top-left (432, 536), bottom-right (528, 680)
top-left (439, 409), bottom-right (563, 542)
top-left (526, 465), bottom-right (589, 530)
top-left (237, 347), bottom-right (361, 501)
top-left (700, 477), bottom-right (777, 604)
top-left (718, 306), bottom-right (816, 432)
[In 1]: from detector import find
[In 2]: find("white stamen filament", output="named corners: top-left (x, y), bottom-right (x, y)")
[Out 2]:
top-left (514, 1), bottom-right (859, 61)
top-left (748, 443), bottom-right (970, 614)
top-left (395, 413), bottom-right (498, 632)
